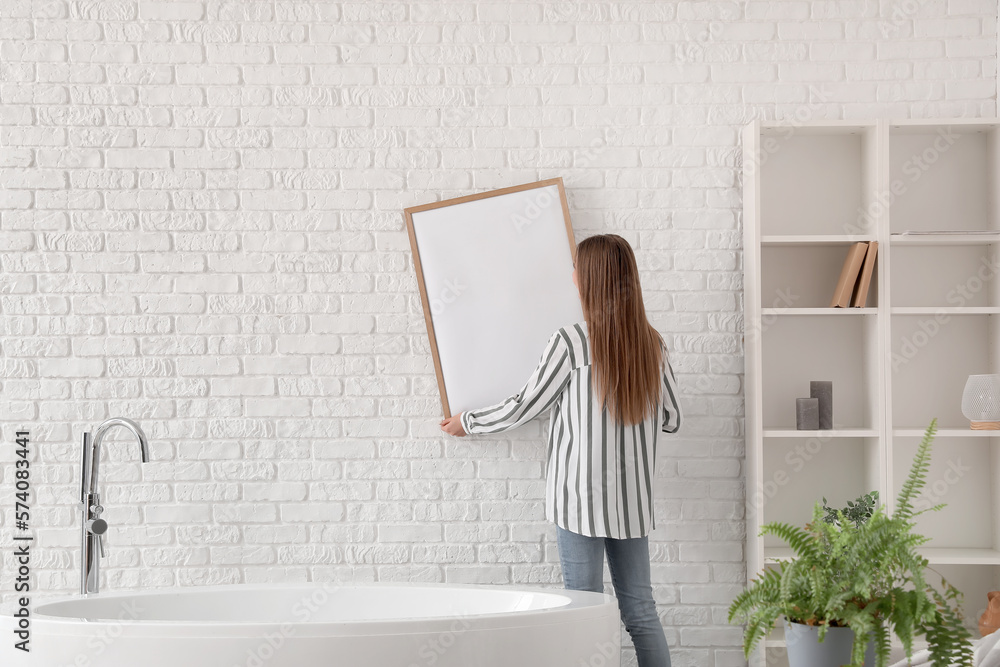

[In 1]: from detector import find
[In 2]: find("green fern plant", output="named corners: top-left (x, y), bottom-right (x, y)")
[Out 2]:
top-left (728, 419), bottom-right (974, 667)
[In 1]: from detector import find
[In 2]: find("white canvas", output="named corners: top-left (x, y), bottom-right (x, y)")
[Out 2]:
top-left (409, 181), bottom-right (585, 416)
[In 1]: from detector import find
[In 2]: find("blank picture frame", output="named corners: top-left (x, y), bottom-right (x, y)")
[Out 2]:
top-left (404, 178), bottom-right (585, 418)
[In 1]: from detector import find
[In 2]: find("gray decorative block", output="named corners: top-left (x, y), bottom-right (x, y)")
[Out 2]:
top-left (811, 380), bottom-right (833, 430)
top-left (796, 397), bottom-right (819, 430)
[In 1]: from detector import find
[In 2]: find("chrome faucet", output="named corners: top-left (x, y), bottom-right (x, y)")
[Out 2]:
top-left (80, 418), bottom-right (150, 595)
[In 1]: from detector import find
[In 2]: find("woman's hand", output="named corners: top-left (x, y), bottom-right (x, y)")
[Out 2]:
top-left (440, 414), bottom-right (467, 437)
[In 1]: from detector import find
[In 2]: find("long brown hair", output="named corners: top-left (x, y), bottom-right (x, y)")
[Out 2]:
top-left (575, 234), bottom-right (664, 426)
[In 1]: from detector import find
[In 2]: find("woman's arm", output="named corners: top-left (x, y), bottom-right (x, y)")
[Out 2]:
top-left (661, 350), bottom-right (682, 434)
top-left (458, 331), bottom-right (572, 435)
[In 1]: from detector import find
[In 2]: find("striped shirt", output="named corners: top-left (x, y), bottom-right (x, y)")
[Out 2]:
top-left (461, 321), bottom-right (682, 539)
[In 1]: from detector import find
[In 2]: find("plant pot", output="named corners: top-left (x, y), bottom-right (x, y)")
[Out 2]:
top-left (784, 618), bottom-right (876, 667)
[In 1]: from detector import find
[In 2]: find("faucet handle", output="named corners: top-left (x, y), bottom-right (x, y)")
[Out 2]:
top-left (87, 518), bottom-right (108, 559)
top-left (90, 504), bottom-right (104, 517)
top-left (87, 517), bottom-right (108, 535)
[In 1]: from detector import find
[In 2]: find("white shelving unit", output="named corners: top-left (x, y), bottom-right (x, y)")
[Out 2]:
top-left (743, 119), bottom-right (1000, 665)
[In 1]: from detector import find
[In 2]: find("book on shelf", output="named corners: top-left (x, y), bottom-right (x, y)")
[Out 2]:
top-left (851, 241), bottom-right (878, 308)
top-left (830, 241), bottom-right (869, 308)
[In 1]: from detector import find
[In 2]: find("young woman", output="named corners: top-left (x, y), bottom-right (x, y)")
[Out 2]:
top-left (440, 233), bottom-right (682, 667)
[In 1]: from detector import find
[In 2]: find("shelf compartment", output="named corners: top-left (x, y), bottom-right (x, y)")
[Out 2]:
top-left (889, 244), bottom-right (999, 309)
top-left (890, 313), bottom-right (997, 430)
top-left (891, 435), bottom-right (1000, 553)
top-left (760, 126), bottom-right (878, 237)
top-left (761, 243), bottom-right (880, 309)
top-left (762, 315), bottom-right (878, 430)
top-left (888, 123), bottom-right (1000, 234)
top-left (760, 436), bottom-right (881, 550)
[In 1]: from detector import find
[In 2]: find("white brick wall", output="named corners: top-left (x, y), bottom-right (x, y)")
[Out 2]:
top-left (0, 1), bottom-right (996, 665)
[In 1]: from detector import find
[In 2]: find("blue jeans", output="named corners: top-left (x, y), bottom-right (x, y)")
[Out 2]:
top-left (556, 525), bottom-right (671, 667)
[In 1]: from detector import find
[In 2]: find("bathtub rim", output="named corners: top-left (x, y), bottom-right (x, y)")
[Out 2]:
top-left (16, 582), bottom-right (619, 638)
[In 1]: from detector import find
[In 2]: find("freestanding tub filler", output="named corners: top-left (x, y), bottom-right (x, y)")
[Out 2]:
top-left (1, 582), bottom-right (621, 667)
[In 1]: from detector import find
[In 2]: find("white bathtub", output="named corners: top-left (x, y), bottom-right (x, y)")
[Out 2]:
top-left (2, 582), bottom-right (621, 666)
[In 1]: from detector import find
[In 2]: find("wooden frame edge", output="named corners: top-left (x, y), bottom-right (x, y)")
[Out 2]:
top-left (403, 207), bottom-right (453, 418)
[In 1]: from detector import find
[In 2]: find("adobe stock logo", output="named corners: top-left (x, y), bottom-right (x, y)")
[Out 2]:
top-left (578, 639), bottom-right (619, 666)
top-left (430, 279), bottom-right (467, 316)
top-left (405, 616), bottom-right (473, 667)
top-left (512, 187), bottom-right (558, 234)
